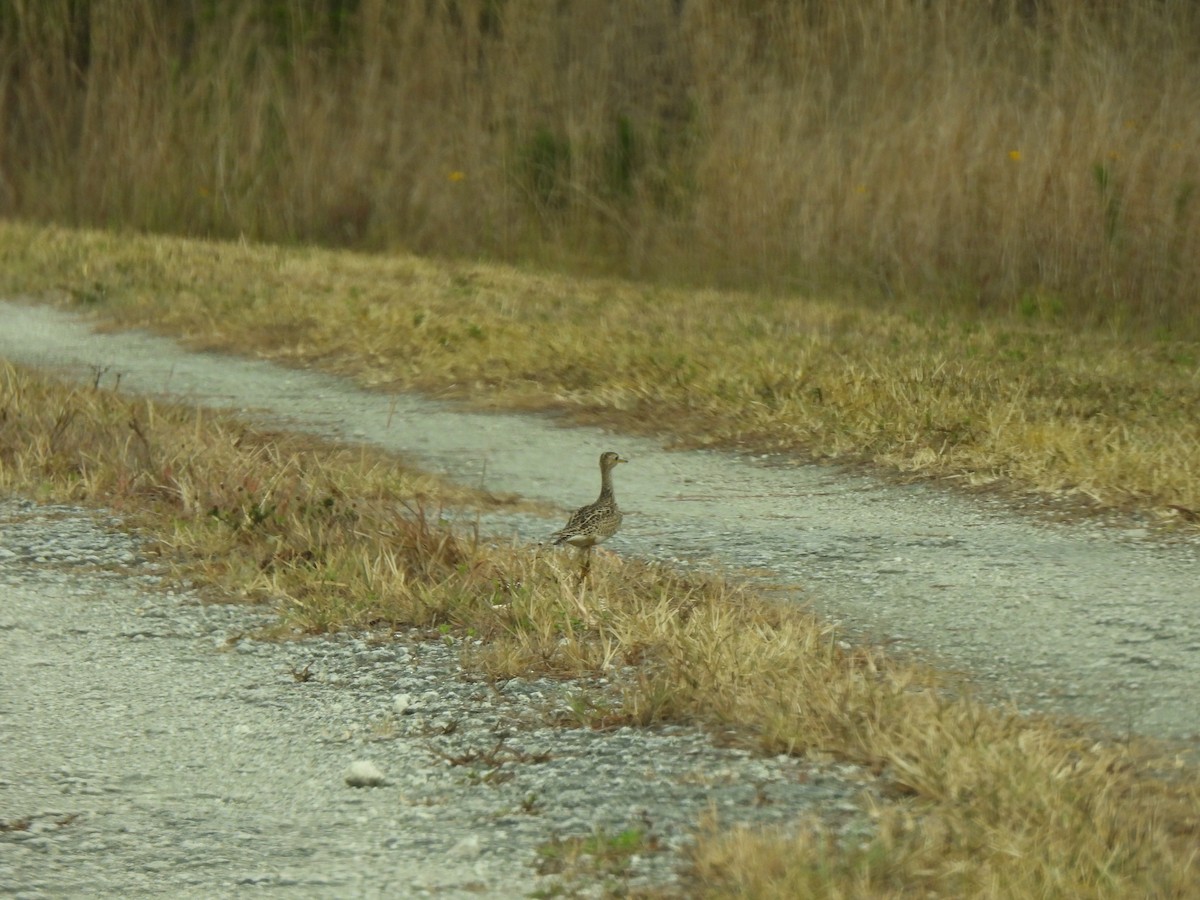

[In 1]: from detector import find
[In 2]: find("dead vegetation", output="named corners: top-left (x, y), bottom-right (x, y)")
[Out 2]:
top-left (1, 361), bottom-right (1197, 897)
top-left (3, 2), bottom-right (1200, 328)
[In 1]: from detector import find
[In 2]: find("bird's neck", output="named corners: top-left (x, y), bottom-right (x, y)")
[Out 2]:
top-left (598, 468), bottom-right (616, 503)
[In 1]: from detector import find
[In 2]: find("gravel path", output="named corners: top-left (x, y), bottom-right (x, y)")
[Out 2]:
top-left (1, 299), bottom-right (1197, 745)
top-left (3, 297), bottom-right (1199, 895)
top-left (0, 500), bottom-right (875, 897)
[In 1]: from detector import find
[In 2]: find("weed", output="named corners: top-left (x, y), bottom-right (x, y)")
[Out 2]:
top-left (536, 825), bottom-right (660, 879)
top-left (604, 115), bottom-right (638, 199)
top-left (428, 736), bottom-right (551, 788)
top-left (524, 128), bottom-right (572, 211)
top-left (1094, 162), bottom-right (1123, 244)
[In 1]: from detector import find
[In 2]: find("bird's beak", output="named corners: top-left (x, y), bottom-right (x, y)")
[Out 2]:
top-left (617, 456), bottom-right (629, 464)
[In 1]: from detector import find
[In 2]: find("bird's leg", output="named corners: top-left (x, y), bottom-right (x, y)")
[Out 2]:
top-left (576, 548), bottom-right (592, 586)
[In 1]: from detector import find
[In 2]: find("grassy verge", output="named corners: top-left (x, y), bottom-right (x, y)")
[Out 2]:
top-left (1, 361), bottom-right (1197, 897)
top-left (2, 222), bottom-right (1198, 528)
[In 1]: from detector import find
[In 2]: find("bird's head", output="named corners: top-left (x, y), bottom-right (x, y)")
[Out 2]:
top-left (600, 451), bottom-right (628, 470)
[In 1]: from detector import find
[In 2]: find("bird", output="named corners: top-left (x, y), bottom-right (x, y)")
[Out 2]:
top-left (549, 451), bottom-right (628, 581)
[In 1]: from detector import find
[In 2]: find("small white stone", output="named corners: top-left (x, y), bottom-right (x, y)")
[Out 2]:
top-left (344, 760), bottom-right (387, 788)
top-left (451, 834), bottom-right (482, 858)
top-left (392, 693), bottom-right (413, 715)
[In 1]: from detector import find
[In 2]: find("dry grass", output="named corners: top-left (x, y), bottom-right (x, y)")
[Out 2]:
top-left (3, 2), bottom-right (1200, 326)
top-left (3, 221), bottom-right (1198, 527)
top-left (0, 358), bottom-right (528, 629)
top-left (1, 361), bottom-right (1198, 897)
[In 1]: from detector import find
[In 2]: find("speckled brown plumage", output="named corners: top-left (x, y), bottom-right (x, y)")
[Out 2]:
top-left (550, 451), bottom-right (627, 578)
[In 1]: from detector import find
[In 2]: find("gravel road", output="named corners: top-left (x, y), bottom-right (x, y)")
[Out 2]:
top-left (1, 297), bottom-right (1199, 895)
top-left (1, 299), bottom-right (1197, 744)
top-left (0, 499), bottom-right (874, 897)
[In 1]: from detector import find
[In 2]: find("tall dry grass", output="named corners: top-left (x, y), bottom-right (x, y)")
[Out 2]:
top-left (2, 1), bottom-right (1199, 327)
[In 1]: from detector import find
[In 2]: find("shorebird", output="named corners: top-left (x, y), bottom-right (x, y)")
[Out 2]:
top-left (549, 451), bottom-right (627, 581)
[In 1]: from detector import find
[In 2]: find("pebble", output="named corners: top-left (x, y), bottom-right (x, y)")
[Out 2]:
top-left (344, 761), bottom-right (387, 788)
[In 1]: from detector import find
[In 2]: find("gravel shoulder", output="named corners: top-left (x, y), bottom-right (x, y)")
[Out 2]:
top-left (0, 500), bottom-right (874, 897)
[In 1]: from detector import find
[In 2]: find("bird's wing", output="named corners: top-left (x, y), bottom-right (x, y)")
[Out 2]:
top-left (552, 504), bottom-right (595, 542)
